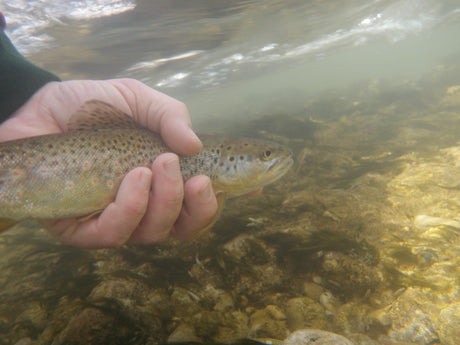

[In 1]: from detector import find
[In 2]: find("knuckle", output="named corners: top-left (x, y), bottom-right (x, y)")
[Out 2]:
top-left (168, 188), bottom-right (185, 205)
top-left (175, 100), bottom-right (188, 113)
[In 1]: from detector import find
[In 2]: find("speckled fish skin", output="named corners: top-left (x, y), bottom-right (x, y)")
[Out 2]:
top-left (0, 100), bottom-right (293, 222)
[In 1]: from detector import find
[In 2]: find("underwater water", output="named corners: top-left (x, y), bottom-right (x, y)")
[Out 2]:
top-left (1, 0), bottom-right (460, 344)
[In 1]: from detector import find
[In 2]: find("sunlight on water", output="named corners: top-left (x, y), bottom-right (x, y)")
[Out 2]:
top-left (3, 0), bottom-right (458, 126)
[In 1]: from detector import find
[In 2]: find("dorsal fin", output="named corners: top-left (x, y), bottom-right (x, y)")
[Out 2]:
top-left (67, 99), bottom-right (142, 131)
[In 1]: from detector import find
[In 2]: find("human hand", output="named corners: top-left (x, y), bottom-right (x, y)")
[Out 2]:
top-left (0, 78), bottom-right (218, 248)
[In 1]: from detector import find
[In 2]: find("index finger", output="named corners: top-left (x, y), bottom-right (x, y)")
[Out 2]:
top-left (110, 79), bottom-right (202, 156)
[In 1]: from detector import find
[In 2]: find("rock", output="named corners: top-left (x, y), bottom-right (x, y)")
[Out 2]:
top-left (249, 308), bottom-right (289, 340)
top-left (170, 287), bottom-right (202, 317)
top-left (213, 311), bottom-right (250, 343)
top-left (89, 278), bottom-right (149, 306)
top-left (202, 286), bottom-right (235, 312)
top-left (284, 297), bottom-right (327, 331)
top-left (319, 291), bottom-right (339, 314)
top-left (88, 278), bottom-right (163, 332)
top-left (266, 305), bottom-right (287, 321)
top-left (347, 333), bottom-right (379, 345)
top-left (52, 307), bottom-right (139, 345)
top-left (14, 338), bottom-right (32, 345)
top-left (281, 328), bottom-right (354, 345)
top-left (334, 302), bottom-right (374, 335)
top-left (368, 308), bottom-right (392, 328)
top-left (16, 303), bottom-right (48, 331)
top-left (222, 234), bottom-right (275, 266)
top-left (438, 302), bottom-right (460, 345)
top-left (303, 281), bottom-right (326, 301)
top-left (321, 251), bottom-right (383, 297)
top-left (386, 288), bottom-right (438, 344)
top-left (167, 323), bottom-right (200, 343)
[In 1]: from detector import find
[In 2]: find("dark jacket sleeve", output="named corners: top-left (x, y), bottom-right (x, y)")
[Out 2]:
top-left (0, 14), bottom-right (60, 122)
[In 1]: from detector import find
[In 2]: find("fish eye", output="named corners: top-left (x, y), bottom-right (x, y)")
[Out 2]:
top-left (262, 149), bottom-right (272, 159)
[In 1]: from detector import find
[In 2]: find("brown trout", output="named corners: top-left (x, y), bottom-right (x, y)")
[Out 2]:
top-left (0, 100), bottom-right (293, 232)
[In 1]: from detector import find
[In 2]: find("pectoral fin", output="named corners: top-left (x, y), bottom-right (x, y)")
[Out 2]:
top-left (0, 219), bottom-right (18, 233)
top-left (198, 192), bottom-right (227, 236)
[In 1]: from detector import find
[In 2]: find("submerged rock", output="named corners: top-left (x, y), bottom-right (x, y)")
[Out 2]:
top-left (52, 307), bottom-right (139, 345)
top-left (438, 303), bottom-right (460, 345)
top-left (284, 297), bottom-right (327, 331)
top-left (281, 328), bottom-right (354, 345)
top-left (167, 322), bottom-right (200, 343)
top-left (2, 64), bottom-right (460, 345)
top-left (248, 307), bottom-right (289, 340)
top-left (386, 288), bottom-right (439, 344)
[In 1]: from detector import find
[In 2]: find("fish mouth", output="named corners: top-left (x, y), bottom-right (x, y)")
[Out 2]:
top-left (266, 154), bottom-right (294, 175)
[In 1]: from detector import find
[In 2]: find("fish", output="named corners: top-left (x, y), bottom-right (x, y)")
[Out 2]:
top-left (0, 100), bottom-right (293, 232)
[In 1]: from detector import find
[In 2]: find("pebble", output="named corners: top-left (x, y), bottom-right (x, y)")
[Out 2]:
top-left (438, 303), bottom-right (460, 345)
top-left (14, 339), bottom-right (32, 345)
top-left (167, 323), bottom-right (200, 343)
top-left (266, 305), bottom-right (287, 320)
top-left (285, 297), bottom-right (327, 331)
top-left (281, 329), bottom-right (355, 345)
top-left (249, 308), bottom-right (289, 339)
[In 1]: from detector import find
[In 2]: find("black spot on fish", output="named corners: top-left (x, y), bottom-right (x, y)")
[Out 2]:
top-left (229, 156), bottom-right (234, 162)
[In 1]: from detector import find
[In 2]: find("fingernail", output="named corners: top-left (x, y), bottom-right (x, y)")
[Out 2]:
top-left (163, 156), bottom-right (181, 180)
top-left (138, 169), bottom-right (152, 189)
top-left (199, 181), bottom-right (213, 201)
top-left (186, 125), bottom-right (202, 146)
